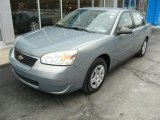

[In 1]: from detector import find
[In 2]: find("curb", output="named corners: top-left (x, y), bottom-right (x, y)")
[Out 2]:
top-left (0, 63), bottom-right (10, 68)
top-left (152, 26), bottom-right (160, 29)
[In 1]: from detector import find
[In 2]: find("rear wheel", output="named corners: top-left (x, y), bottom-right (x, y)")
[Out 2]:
top-left (82, 58), bottom-right (107, 94)
top-left (28, 20), bottom-right (39, 31)
top-left (136, 39), bottom-right (148, 57)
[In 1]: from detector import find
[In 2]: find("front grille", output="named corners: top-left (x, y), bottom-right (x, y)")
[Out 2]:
top-left (14, 49), bottom-right (37, 67)
top-left (15, 72), bottom-right (39, 86)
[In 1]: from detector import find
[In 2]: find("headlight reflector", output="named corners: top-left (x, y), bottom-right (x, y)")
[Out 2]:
top-left (41, 50), bottom-right (78, 65)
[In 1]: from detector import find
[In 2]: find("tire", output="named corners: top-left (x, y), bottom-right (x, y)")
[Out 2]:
top-left (82, 58), bottom-right (107, 94)
top-left (28, 20), bottom-right (39, 31)
top-left (136, 39), bottom-right (148, 57)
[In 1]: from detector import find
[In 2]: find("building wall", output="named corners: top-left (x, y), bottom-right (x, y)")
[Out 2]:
top-left (147, 0), bottom-right (160, 26)
top-left (0, 0), bottom-right (15, 44)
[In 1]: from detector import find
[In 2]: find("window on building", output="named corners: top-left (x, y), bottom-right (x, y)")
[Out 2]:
top-left (138, 0), bottom-right (147, 15)
top-left (124, 0), bottom-right (130, 8)
top-left (105, 0), bottom-right (113, 7)
top-left (10, 0), bottom-right (110, 36)
top-left (10, 0), bottom-right (38, 35)
top-left (40, 0), bottom-right (60, 28)
top-left (118, 0), bottom-right (136, 9)
top-left (94, 0), bottom-right (104, 7)
top-left (130, 0), bottom-right (135, 9)
top-left (80, 0), bottom-right (92, 7)
top-left (118, 0), bottom-right (123, 8)
top-left (62, 0), bottom-right (77, 17)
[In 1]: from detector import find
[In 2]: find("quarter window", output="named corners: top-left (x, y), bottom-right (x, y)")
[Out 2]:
top-left (118, 12), bottom-right (133, 29)
top-left (132, 12), bottom-right (143, 27)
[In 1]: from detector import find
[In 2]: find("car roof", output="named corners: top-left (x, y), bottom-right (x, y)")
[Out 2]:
top-left (80, 7), bottom-right (139, 13)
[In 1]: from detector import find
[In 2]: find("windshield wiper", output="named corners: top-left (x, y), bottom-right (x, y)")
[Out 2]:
top-left (55, 24), bottom-right (68, 28)
top-left (67, 26), bottom-right (95, 33)
top-left (55, 24), bottom-right (95, 33)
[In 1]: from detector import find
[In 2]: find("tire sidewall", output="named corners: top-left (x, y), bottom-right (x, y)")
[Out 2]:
top-left (83, 58), bottom-right (107, 93)
top-left (137, 39), bottom-right (148, 57)
top-left (140, 40), bottom-right (148, 56)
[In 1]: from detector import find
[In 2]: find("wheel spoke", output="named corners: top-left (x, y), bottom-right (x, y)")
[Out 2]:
top-left (90, 65), bottom-right (105, 89)
top-left (95, 78), bottom-right (101, 87)
top-left (91, 76), bottom-right (96, 84)
top-left (30, 22), bottom-right (39, 31)
top-left (94, 67), bottom-right (99, 74)
top-left (142, 41), bottom-right (147, 55)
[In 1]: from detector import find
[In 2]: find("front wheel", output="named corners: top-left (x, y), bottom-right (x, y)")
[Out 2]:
top-left (136, 39), bottom-right (148, 57)
top-left (82, 58), bottom-right (107, 94)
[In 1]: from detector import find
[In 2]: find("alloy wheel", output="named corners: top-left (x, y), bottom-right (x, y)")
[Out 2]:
top-left (30, 22), bottom-right (39, 31)
top-left (142, 41), bottom-right (147, 55)
top-left (90, 65), bottom-right (105, 89)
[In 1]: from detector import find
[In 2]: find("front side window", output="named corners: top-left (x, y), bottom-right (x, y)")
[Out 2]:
top-left (118, 12), bottom-right (133, 29)
top-left (57, 9), bottom-right (118, 34)
top-left (132, 12), bottom-right (143, 27)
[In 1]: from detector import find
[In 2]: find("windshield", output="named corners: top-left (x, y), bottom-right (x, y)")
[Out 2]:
top-left (56, 9), bottom-right (118, 34)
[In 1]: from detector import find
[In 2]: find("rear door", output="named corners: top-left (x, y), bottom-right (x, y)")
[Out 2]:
top-left (131, 11), bottom-right (146, 52)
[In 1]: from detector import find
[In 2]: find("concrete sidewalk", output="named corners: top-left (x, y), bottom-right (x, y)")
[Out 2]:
top-left (0, 48), bottom-right (10, 67)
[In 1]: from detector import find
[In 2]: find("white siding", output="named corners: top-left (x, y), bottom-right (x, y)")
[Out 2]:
top-left (0, 0), bottom-right (15, 44)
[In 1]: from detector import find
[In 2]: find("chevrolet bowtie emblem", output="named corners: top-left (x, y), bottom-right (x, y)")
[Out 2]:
top-left (18, 54), bottom-right (24, 61)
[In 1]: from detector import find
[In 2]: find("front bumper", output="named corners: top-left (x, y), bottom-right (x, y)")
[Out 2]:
top-left (9, 48), bottom-right (84, 94)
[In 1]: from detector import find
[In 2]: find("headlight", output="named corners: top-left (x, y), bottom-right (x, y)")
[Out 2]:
top-left (41, 50), bottom-right (78, 65)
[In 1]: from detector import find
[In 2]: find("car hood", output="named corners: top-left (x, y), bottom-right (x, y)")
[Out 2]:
top-left (15, 26), bottom-right (108, 57)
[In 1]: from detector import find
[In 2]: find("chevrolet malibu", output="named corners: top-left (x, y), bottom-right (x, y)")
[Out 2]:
top-left (9, 8), bottom-right (152, 94)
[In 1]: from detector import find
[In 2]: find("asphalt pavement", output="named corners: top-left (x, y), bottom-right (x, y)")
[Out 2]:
top-left (1, 29), bottom-right (160, 120)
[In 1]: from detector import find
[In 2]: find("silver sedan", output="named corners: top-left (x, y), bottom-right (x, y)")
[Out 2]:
top-left (9, 8), bottom-right (152, 94)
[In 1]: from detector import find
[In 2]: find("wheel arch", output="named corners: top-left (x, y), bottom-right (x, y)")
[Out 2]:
top-left (97, 54), bottom-right (110, 72)
top-left (146, 36), bottom-right (149, 42)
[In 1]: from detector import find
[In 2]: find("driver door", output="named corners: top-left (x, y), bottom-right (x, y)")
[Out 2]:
top-left (113, 11), bottom-right (134, 65)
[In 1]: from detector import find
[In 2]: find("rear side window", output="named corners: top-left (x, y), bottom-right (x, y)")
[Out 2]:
top-left (118, 12), bottom-right (133, 29)
top-left (132, 12), bottom-right (143, 27)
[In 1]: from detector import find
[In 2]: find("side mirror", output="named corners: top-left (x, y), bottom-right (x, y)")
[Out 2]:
top-left (117, 27), bottom-right (132, 35)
